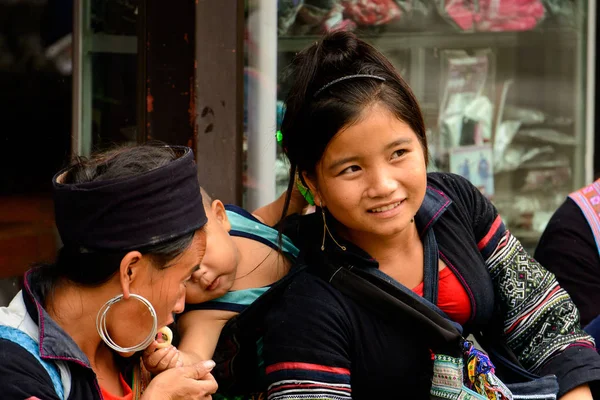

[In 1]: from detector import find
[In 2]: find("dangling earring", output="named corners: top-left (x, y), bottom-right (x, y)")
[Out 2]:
top-left (96, 293), bottom-right (158, 353)
top-left (320, 204), bottom-right (346, 252)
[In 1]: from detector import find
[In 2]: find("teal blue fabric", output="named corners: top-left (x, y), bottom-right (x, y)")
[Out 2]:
top-left (209, 287), bottom-right (270, 307)
top-left (225, 205), bottom-right (299, 259)
top-left (0, 325), bottom-right (64, 399)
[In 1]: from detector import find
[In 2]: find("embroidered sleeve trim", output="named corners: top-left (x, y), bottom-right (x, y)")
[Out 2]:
top-left (485, 231), bottom-right (595, 372)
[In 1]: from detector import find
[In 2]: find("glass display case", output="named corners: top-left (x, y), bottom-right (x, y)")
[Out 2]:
top-left (72, 0), bottom-right (140, 156)
top-left (73, 0), bottom-right (197, 156)
top-left (244, 0), bottom-right (594, 250)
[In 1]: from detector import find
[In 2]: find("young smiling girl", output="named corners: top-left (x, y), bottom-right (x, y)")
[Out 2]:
top-left (262, 32), bottom-right (600, 400)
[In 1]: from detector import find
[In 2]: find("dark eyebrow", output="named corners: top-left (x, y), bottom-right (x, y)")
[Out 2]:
top-left (385, 138), bottom-right (412, 150)
top-left (327, 137), bottom-right (413, 172)
top-left (327, 156), bottom-right (360, 172)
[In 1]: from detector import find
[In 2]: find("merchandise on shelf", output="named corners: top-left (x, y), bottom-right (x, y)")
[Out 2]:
top-left (436, 0), bottom-right (546, 32)
top-left (277, 0), bottom-right (575, 35)
top-left (435, 50), bottom-right (494, 165)
top-left (449, 144), bottom-right (495, 197)
top-left (272, 0), bottom-right (589, 247)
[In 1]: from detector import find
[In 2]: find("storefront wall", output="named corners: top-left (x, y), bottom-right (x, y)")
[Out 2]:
top-left (0, 0), bottom-right (595, 303)
top-left (243, 0), bottom-right (596, 254)
top-left (0, 0), bottom-right (202, 303)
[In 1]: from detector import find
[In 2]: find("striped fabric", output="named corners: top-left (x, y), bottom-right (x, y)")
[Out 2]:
top-left (568, 179), bottom-right (600, 257)
top-left (200, 287), bottom-right (270, 313)
top-left (266, 363), bottom-right (351, 400)
top-left (484, 225), bottom-right (595, 372)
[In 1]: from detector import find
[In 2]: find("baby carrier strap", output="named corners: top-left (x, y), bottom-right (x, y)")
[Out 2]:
top-left (0, 325), bottom-right (65, 399)
top-left (310, 228), bottom-right (463, 354)
top-left (307, 228), bottom-right (559, 399)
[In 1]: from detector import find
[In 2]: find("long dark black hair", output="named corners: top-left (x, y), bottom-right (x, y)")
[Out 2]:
top-left (33, 144), bottom-right (196, 297)
top-left (279, 31), bottom-right (427, 222)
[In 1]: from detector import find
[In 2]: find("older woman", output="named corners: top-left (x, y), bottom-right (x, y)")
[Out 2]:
top-left (0, 145), bottom-right (217, 399)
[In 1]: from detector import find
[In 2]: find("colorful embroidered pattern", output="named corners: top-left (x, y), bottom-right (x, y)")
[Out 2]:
top-left (430, 354), bottom-right (500, 400)
top-left (430, 344), bottom-right (513, 400)
top-left (568, 179), bottom-right (600, 257)
top-left (485, 229), bottom-right (595, 372)
top-left (463, 342), bottom-right (512, 399)
top-left (431, 354), bottom-right (464, 396)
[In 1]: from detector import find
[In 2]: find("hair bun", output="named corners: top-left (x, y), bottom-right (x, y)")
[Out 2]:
top-left (318, 31), bottom-right (360, 74)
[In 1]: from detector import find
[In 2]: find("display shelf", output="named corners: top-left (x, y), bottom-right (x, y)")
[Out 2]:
top-left (88, 34), bottom-right (137, 54)
top-left (278, 29), bottom-right (581, 52)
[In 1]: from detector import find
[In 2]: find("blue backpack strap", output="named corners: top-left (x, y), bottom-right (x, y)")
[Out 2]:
top-left (0, 325), bottom-right (65, 399)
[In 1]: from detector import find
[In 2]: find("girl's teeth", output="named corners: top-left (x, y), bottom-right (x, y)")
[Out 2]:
top-left (371, 202), bottom-right (400, 213)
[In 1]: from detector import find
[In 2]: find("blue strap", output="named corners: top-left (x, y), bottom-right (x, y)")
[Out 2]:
top-left (360, 228), bottom-right (462, 334)
top-left (364, 229), bottom-right (439, 304)
top-left (422, 228), bottom-right (439, 305)
top-left (225, 204), bottom-right (299, 259)
top-left (0, 325), bottom-right (64, 399)
top-left (187, 287), bottom-right (271, 313)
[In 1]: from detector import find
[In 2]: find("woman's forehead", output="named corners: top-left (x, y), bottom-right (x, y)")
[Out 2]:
top-left (322, 111), bottom-right (414, 160)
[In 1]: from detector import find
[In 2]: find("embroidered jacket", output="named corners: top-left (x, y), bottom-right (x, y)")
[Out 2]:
top-left (535, 180), bottom-right (600, 326)
top-left (263, 173), bottom-right (600, 400)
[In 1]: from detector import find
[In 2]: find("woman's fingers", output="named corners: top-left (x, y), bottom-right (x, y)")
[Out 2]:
top-left (142, 363), bottom-right (218, 400)
top-left (188, 372), bottom-right (218, 396)
top-left (143, 340), bottom-right (161, 356)
top-left (155, 347), bottom-right (179, 371)
top-left (144, 345), bottom-right (177, 370)
top-left (180, 360), bottom-right (216, 380)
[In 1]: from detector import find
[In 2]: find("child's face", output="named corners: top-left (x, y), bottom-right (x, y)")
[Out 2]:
top-left (185, 200), bottom-right (239, 304)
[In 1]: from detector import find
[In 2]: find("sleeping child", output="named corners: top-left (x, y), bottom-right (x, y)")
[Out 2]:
top-left (141, 188), bottom-right (301, 372)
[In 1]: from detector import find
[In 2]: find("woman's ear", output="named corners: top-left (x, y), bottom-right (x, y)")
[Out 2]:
top-left (302, 171), bottom-right (323, 207)
top-left (119, 251), bottom-right (143, 299)
top-left (211, 199), bottom-right (231, 232)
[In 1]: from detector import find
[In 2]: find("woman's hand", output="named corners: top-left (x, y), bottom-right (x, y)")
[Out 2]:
top-left (141, 360), bottom-right (218, 399)
top-left (559, 384), bottom-right (593, 400)
top-left (142, 340), bottom-right (182, 375)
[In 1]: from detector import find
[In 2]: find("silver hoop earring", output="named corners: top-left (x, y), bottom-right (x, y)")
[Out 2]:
top-left (96, 293), bottom-right (158, 353)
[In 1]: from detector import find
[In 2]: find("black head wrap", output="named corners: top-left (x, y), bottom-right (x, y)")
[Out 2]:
top-left (53, 146), bottom-right (207, 251)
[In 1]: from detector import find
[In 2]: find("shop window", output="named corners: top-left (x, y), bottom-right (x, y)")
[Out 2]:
top-left (0, 0), bottom-right (197, 305)
top-left (243, 1), bottom-right (593, 252)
